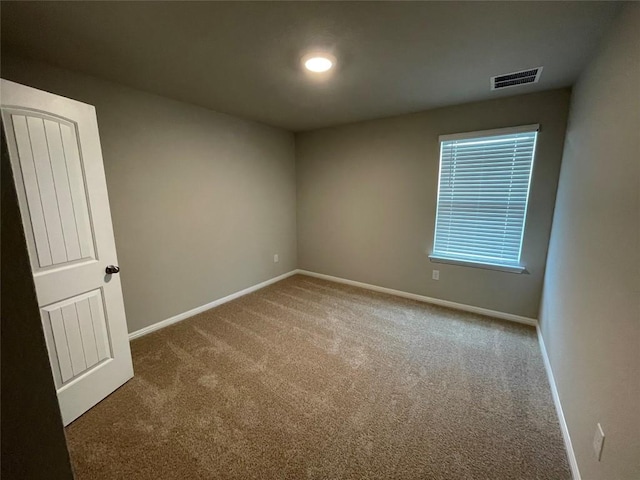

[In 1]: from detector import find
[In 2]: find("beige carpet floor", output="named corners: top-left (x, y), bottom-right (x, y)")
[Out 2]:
top-left (65, 274), bottom-right (570, 479)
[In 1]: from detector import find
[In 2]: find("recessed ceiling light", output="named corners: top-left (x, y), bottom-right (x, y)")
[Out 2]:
top-left (302, 53), bottom-right (336, 73)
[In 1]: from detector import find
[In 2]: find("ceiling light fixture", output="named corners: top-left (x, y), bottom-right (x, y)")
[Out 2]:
top-left (302, 53), bottom-right (336, 73)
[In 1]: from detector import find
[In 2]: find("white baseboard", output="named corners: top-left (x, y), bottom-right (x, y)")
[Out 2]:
top-left (128, 270), bottom-right (298, 340)
top-left (537, 326), bottom-right (581, 480)
top-left (130, 267), bottom-right (536, 337)
top-left (296, 269), bottom-right (538, 326)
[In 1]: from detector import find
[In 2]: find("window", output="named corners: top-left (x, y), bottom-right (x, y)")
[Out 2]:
top-left (430, 124), bottom-right (539, 273)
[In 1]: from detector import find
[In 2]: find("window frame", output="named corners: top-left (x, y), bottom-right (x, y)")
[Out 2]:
top-left (428, 124), bottom-right (540, 274)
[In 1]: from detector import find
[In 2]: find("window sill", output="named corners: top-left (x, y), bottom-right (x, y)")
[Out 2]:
top-left (428, 255), bottom-right (527, 274)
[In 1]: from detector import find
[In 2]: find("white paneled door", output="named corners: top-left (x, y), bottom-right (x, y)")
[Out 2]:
top-left (1, 79), bottom-right (133, 426)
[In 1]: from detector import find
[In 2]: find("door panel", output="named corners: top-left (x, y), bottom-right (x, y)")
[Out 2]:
top-left (2, 79), bottom-right (133, 426)
top-left (41, 289), bottom-right (112, 388)
top-left (10, 111), bottom-right (95, 271)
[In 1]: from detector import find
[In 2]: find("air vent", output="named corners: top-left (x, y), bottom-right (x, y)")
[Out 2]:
top-left (491, 67), bottom-right (543, 90)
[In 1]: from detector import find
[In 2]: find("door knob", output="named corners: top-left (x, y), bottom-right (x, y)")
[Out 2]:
top-left (105, 265), bottom-right (120, 275)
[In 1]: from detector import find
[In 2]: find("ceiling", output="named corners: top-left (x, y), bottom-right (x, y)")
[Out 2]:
top-left (1, 1), bottom-right (621, 131)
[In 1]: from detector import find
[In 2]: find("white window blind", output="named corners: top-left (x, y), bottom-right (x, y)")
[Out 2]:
top-left (431, 125), bottom-right (539, 271)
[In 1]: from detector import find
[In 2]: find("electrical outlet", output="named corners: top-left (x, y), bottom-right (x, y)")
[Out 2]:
top-left (432, 270), bottom-right (440, 280)
top-left (593, 423), bottom-right (605, 461)
top-left (273, 254), bottom-right (279, 263)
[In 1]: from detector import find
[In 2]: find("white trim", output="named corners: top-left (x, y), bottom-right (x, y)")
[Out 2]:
top-left (128, 270), bottom-right (298, 340)
top-left (537, 326), bottom-right (581, 480)
top-left (297, 270), bottom-right (537, 326)
top-left (130, 266), bottom-right (537, 338)
top-left (438, 123), bottom-right (540, 142)
top-left (428, 255), bottom-right (526, 273)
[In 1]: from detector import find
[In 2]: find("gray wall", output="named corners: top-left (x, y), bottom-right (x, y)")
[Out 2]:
top-left (1, 129), bottom-right (74, 479)
top-left (539, 6), bottom-right (640, 480)
top-left (296, 89), bottom-right (570, 318)
top-left (2, 56), bottom-right (298, 334)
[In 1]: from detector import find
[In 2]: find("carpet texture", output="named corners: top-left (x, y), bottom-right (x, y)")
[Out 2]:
top-left (65, 275), bottom-right (570, 479)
